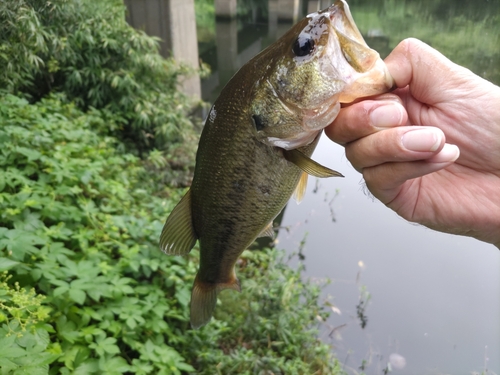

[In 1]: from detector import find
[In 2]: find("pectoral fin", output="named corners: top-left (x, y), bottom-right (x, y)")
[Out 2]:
top-left (257, 221), bottom-right (276, 239)
top-left (159, 189), bottom-right (198, 255)
top-left (283, 149), bottom-right (344, 178)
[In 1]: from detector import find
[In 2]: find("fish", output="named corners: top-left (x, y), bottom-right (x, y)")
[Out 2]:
top-left (160, 0), bottom-right (394, 329)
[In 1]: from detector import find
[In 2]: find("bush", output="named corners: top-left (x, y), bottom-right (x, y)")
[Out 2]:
top-left (0, 93), bottom-right (341, 374)
top-left (0, 0), bottom-right (201, 153)
top-left (191, 249), bottom-right (342, 375)
top-left (0, 93), bottom-right (194, 374)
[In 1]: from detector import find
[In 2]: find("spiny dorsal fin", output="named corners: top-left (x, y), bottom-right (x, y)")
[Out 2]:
top-left (293, 172), bottom-right (308, 204)
top-left (283, 149), bottom-right (344, 178)
top-left (257, 221), bottom-right (276, 239)
top-left (159, 189), bottom-right (198, 255)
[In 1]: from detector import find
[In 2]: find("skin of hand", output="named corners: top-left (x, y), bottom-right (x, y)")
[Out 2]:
top-left (326, 38), bottom-right (500, 249)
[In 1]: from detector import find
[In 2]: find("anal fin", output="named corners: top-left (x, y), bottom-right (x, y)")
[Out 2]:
top-left (293, 172), bottom-right (308, 204)
top-left (283, 148), bottom-right (344, 178)
top-left (257, 221), bottom-right (276, 239)
top-left (159, 189), bottom-right (197, 255)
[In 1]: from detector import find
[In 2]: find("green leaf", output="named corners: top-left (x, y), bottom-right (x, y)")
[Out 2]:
top-left (12, 364), bottom-right (49, 375)
top-left (53, 285), bottom-right (70, 297)
top-left (0, 357), bottom-right (18, 372)
top-left (89, 337), bottom-right (119, 357)
top-left (0, 229), bottom-right (45, 261)
top-left (0, 257), bottom-right (20, 271)
top-left (74, 360), bottom-right (99, 375)
top-left (14, 146), bottom-right (42, 162)
top-left (0, 347), bottom-right (26, 359)
top-left (69, 288), bottom-right (86, 305)
top-left (98, 356), bottom-right (130, 373)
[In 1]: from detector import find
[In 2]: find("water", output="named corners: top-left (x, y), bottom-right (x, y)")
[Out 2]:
top-left (197, 1), bottom-right (500, 373)
top-left (279, 136), bottom-right (500, 374)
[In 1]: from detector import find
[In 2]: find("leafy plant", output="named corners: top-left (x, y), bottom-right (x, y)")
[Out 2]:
top-left (0, 0), bottom-right (201, 154)
top-left (204, 249), bottom-right (342, 375)
top-left (0, 93), bottom-right (341, 374)
top-left (0, 272), bottom-right (57, 374)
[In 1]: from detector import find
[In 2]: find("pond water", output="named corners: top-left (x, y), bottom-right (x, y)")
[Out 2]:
top-left (197, 1), bottom-right (500, 373)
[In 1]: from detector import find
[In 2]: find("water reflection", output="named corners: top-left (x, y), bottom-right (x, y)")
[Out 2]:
top-left (280, 136), bottom-right (500, 374)
top-left (198, 0), bottom-right (500, 373)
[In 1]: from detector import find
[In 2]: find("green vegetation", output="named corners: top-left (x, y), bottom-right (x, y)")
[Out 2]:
top-left (349, 0), bottom-right (500, 84)
top-left (0, 0), bottom-right (200, 155)
top-left (194, 0), bottom-right (216, 44)
top-left (0, 0), bottom-right (340, 374)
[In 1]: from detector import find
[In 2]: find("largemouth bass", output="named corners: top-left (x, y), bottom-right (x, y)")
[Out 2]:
top-left (160, 0), bottom-right (394, 329)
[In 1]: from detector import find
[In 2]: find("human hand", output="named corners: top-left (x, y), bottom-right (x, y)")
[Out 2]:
top-left (325, 38), bottom-right (500, 248)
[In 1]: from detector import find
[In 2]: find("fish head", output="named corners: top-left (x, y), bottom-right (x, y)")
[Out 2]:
top-left (250, 0), bottom-right (394, 150)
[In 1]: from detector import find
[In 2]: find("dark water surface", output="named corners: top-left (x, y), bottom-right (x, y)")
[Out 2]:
top-left (198, 1), bottom-right (500, 373)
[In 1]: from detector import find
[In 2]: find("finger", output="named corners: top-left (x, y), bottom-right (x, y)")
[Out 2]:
top-left (384, 38), bottom-right (475, 104)
top-left (363, 144), bottom-right (460, 203)
top-left (325, 97), bottom-right (406, 145)
top-left (346, 126), bottom-right (447, 172)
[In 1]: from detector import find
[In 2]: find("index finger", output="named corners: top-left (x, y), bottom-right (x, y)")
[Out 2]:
top-left (325, 95), bottom-right (406, 144)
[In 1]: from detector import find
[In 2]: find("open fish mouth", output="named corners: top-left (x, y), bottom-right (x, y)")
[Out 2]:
top-left (324, 0), bottom-right (395, 101)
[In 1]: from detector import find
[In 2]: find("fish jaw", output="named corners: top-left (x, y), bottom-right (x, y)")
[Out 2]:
top-left (265, 131), bottom-right (319, 150)
top-left (326, 0), bottom-right (395, 102)
top-left (338, 56), bottom-right (395, 103)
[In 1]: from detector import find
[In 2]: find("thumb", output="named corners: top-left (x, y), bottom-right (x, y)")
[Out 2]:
top-left (384, 38), bottom-right (472, 105)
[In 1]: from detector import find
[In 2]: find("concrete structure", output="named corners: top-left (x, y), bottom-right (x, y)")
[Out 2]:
top-left (215, 0), bottom-right (237, 19)
top-left (125, 0), bottom-right (201, 99)
top-left (277, 0), bottom-right (300, 22)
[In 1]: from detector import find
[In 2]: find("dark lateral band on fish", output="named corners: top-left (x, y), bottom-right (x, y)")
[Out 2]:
top-left (159, 0), bottom-right (394, 329)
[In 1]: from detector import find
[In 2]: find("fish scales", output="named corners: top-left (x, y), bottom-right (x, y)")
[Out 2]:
top-left (192, 59), bottom-right (314, 282)
top-left (160, 0), bottom-right (395, 329)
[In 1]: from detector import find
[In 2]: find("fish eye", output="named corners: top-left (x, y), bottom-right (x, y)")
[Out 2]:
top-left (252, 114), bottom-right (266, 131)
top-left (292, 36), bottom-right (315, 57)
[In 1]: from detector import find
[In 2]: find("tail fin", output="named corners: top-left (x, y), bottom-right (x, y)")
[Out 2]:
top-left (190, 271), bottom-right (241, 329)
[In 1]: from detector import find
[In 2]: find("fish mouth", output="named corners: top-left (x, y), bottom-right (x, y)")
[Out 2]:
top-left (324, 0), bottom-right (395, 101)
top-left (266, 131), bottom-right (319, 150)
top-left (301, 95), bottom-right (341, 131)
top-left (275, 84), bottom-right (341, 131)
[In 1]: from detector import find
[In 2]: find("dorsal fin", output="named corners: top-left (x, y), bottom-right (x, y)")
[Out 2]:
top-left (159, 189), bottom-right (198, 255)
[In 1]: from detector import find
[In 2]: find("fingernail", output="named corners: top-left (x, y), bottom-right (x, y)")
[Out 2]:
top-left (402, 128), bottom-right (442, 152)
top-left (429, 144), bottom-right (460, 163)
top-left (370, 103), bottom-right (404, 128)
